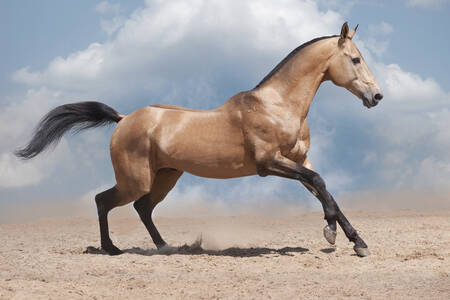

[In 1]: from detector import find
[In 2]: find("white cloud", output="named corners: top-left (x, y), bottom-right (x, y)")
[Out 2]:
top-left (364, 22), bottom-right (393, 57)
top-left (0, 88), bottom-right (71, 188)
top-left (96, 2), bottom-right (124, 36)
top-left (375, 63), bottom-right (446, 104)
top-left (13, 43), bottom-right (106, 91)
top-left (96, 1), bottom-right (121, 15)
top-left (0, 88), bottom-right (60, 145)
top-left (0, 153), bottom-right (47, 188)
top-left (368, 22), bottom-right (393, 35)
top-left (100, 16), bottom-right (125, 36)
top-left (0, 87), bottom-right (113, 189)
top-left (0, 142), bottom-right (70, 188)
top-left (338, 28), bottom-right (450, 193)
top-left (317, 0), bottom-right (359, 15)
top-left (13, 0), bottom-right (343, 98)
top-left (358, 58), bottom-right (450, 191)
top-left (365, 38), bottom-right (389, 57)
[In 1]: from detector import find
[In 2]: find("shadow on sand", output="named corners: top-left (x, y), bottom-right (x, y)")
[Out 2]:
top-left (84, 240), bottom-right (309, 258)
top-left (320, 247), bottom-right (336, 254)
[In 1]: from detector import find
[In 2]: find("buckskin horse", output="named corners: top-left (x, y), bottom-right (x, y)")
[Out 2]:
top-left (16, 23), bottom-right (383, 257)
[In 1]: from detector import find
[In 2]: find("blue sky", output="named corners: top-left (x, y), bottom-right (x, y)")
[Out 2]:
top-left (1, 0), bottom-right (450, 222)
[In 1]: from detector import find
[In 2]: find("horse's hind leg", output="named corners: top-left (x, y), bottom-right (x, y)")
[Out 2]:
top-left (133, 168), bottom-right (183, 249)
top-left (95, 164), bottom-right (153, 255)
top-left (95, 186), bottom-right (125, 255)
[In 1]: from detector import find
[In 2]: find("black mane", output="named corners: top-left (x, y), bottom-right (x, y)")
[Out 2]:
top-left (254, 35), bottom-right (338, 89)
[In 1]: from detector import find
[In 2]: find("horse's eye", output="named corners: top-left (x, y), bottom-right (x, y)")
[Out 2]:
top-left (352, 57), bottom-right (361, 64)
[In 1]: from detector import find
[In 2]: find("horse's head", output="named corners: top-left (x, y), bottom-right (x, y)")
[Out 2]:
top-left (325, 22), bottom-right (383, 108)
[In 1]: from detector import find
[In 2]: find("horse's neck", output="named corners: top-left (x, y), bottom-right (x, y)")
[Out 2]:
top-left (257, 40), bottom-right (335, 120)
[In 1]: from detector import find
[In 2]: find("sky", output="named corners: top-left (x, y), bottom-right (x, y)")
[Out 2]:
top-left (1, 0), bottom-right (449, 222)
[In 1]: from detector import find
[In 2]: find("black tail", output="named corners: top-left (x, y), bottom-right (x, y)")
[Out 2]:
top-left (15, 101), bottom-right (123, 160)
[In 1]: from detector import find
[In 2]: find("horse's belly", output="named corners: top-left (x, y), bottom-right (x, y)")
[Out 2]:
top-left (184, 163), bottom-right (257, 179)
top-left (163, 144), bottom-right (257, 178)
top-left (164, 139), bottom-right (257, 178)
top-left (154, 110), bottom-right (257, 178)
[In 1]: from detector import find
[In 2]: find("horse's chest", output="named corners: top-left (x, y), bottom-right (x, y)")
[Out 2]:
top-left (275, 118), bottom-right (311, 159)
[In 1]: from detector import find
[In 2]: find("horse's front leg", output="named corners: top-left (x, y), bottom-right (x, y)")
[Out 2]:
top-left (256, 152), bottom-right (370, 257)
top-left (296, 157), bottom-right (338, 246)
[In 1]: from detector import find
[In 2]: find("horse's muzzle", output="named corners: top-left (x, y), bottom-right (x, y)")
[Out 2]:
top-left (362, 93), bottom-right (383, 108)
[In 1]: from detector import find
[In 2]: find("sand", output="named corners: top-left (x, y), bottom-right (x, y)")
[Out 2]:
top-left (0, 210), bottom-right (449, 299)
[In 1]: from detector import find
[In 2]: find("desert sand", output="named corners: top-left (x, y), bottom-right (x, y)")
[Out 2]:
top-left (0, 210), bottom-right (449, 299)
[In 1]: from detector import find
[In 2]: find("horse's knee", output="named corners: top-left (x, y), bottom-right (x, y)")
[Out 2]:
top-left (133, 197), bottom-right (146, 211)
top-left (95, 191), bottom-right (110, 215)
top-left (311, 173), bottom-right (326, 191)
top-left (95, 187), bottom-right (124, 215)
top-left (324, 202), bottom-right (339, 221)
top-left (133, 194), bottom-right (153, 214)
top-left (310, 174), bottom-right (338, 221)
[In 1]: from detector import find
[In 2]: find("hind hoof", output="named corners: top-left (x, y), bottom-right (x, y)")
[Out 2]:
top-left (354, 246), bottom-right (370, 257)
top-left (102, 245), bottom-right (123, 256)
top-left (156, 242), bottom-right (168, 250)
top-left (158, 244), bottom-right (176, 254)
top-left (323, 225), bottom-right (336, 245)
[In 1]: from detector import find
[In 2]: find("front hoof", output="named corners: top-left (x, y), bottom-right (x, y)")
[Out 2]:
top-left (103, 245), bottom-right (123, 256)
top-left (354, 246), bottom-right (370, 257)
top-left (323, 225), bottom-right (336, 245)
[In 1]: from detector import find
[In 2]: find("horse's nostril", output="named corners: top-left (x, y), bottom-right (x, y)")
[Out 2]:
top-left (374, 93), bottom-right (383, 101)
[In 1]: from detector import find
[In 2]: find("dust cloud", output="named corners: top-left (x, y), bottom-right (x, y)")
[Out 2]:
top-left (1, 187), bottom-right (449, 225)
top-left (340, 188), bottom-right (450, 211)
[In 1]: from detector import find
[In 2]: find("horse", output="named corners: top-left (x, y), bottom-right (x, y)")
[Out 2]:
top-left (16, 22), bottom-right (382, 257)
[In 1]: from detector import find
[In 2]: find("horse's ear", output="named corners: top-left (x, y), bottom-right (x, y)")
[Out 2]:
top-left (348, 24), bottom-right (359, 39)
top-left (340, 22), bottom-right (349, 39)
top-left (339, 22), bottom-right (349, 47)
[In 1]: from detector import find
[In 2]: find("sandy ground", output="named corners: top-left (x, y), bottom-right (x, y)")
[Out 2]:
top-left (0, 210), bottom-right (449, 299)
